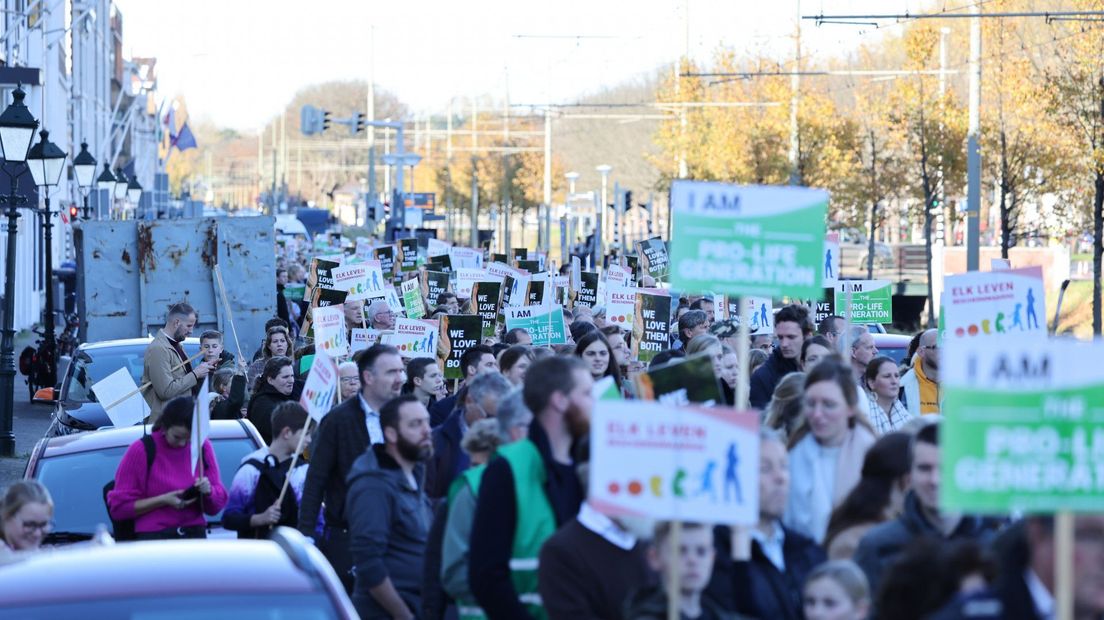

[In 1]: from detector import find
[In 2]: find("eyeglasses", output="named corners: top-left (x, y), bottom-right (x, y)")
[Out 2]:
top-left (922, 344), bottom-right (939, 350)
top-left (22, 520), bottom-right (53, 533)
top-left (339, 377), bottom-right (360, 384)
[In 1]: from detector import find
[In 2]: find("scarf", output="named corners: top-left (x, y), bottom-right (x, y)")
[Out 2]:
top-left (913, 355), bottom-right (940, 415)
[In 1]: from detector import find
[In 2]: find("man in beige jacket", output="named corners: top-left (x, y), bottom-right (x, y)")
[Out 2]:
top-left (142, 302), bottom-right (216, 424)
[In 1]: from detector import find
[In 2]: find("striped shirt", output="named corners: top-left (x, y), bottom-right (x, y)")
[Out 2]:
top-left (864, 391), bottom-right (913, 435)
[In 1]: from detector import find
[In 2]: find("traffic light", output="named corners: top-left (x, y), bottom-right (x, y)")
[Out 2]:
top-left (322, 110), bottom-right (332, 133)
top-left (624, 190), bottom-right (633, 213)
top-left (353, 112), bottom-right (366, 135)
top-left (68, 205), bottom-right (78, 220)
top-left (300, 105), bottom-right (324, 135)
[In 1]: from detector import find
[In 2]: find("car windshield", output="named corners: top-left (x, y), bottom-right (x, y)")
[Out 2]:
top-left (65, 343), bottom-right (201, 402)
top-left (5, 593), bottom-right (338, 619)
top-left (34, 437), bottom-right (259, 536)
top-left (878, 345), bottom-right (908, 365)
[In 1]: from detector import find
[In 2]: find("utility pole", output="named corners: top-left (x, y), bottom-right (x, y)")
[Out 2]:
top-left (543, 109), bottom-right (552, 254)
top-left (789, 0), bottom-right (801, 185)
top-left (966, 5), bottom-right (981, 271)
top-left (446, 99), bottom-right (454, 241)
top-left (470, 154), bottom-right (479, 247)
top-left (271, 120), bottom-right (277, 213)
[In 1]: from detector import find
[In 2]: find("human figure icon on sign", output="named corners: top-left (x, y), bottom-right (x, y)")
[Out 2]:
top-left (371, 271), bottom-right (381, 291)
top-left (724, 443), bottom-right (742, 503)
top-left (825, 249), bottom-right (834, 279)
top-left (1026, 288), bottom-right (1039, 329)
top-left (1011, 303), bottom-right (1024, 331)
top-left (697, 460), bottom-right (717, 502)
top-left (760, 303), bottom-right (769, 328)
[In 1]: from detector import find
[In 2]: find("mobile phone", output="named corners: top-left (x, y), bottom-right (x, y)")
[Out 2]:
top-left (180, 486), bottom-right (200, 501)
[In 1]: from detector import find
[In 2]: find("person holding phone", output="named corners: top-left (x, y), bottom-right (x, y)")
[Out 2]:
top-left (107, 395), bottom-right (228, 540)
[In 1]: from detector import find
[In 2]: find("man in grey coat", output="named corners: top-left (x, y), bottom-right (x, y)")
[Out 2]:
top-left (141, 302), bottom-right (215, 425)
top-left (346, 394), bottom-right (433, 620)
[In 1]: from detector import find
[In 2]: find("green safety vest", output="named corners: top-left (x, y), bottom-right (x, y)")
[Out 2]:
top-left (451, 439), bottom-right (556, 620)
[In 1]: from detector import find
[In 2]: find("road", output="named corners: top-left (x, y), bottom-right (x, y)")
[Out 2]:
top-left (0, 331), bottom-right (60, 485)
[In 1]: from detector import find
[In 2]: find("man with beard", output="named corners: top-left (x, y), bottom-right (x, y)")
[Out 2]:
top-left (299, 344), bottom-right (406, 591)
top-left (346, 394), bottom-right (434, 620)
top-left (900, 328), bottom-right (940, 416)
top-left (468, 356), bottom-right (594, 619)
top-left (142, 302), bottom-right (216, 425)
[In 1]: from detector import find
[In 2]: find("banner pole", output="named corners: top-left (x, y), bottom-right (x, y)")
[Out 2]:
top-left (1056, 511), bottom-right (1074, 620)
top-left (213, 263), bottom-right (248, 368)
top-left (736, 298), bottom-right (751, 410)
top-left (103, 351), bottom-right (204, 412)
top-left (666, 520), bottom-right (682, 620)
top-left (273, 418), bottom-right (314, 511)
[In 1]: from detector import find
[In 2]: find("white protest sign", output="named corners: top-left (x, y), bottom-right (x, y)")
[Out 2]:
top-left (427, 238), bottom-right (451, 257)
top-left (943, 266), bottom-right (1045, 340)
top-left (384, 286), bottom-right (405, 316)
top-left (449, 246), bottom-right (483, 269)
top-left (607, 264), bottom-right (632, 288)
top-left (742, 297), bottom-right (774, 333)
top-left (331, 263), bottom-right (371, 301)
top-left (313, 305), bottom-right (348, 357)
top-left (350, 328), bottom-right (381, 353)
top-left (380, 318), bottom-right (440, 358)
top-left (605, 284), bottom-right (638, 327)
top-left (589, 400), bottom-right (760, 524)
top-left (318, 253), bottom-right (344, 265)
top-left (354, 238), bottom-right (373, 263)
top-left (455, 268), bottom-right (491, 300)
top-left (93, 368), bottom-right (150, 428)
top-left (361, 260), bottom-right (387, 295)
top-left (190, 376), bottom-right (212, 474)
top-left (299, 350), bottom-right (339, 423)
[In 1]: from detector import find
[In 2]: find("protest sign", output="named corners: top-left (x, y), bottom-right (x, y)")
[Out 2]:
top-left (331, 263), bottom-right (371, 301)
top-left (823, 232), bottom-right (841, 288)
top-left (511, 248), bottom-right (528, 262)
top-left (593, 376), bottom-right (622, 401)
top-left (607, 263), bottom-right (632, 288)
top-left (991, 258), bottom-right (1012, 271)
top-left (606, 285), bottom-right (638, 328)
top-left (427, 238), bottom-right (450, 258)
top-left (517, 259), bottom-right (541, 274)
top-left (449, 246), bottom-right (483, 269)
top-left (350, 328), bottom-right (381, 354)
top-left (813, 289), bottom-right (836, 326)
top-left (623, 254), bottom-right (639, 277)
top-left (526, 274), bottom-right (548, 306)
top-left (670, 181), bottom-right (828, 298)
top-left (283, 283), bottom-right (306, 303)
top-left (942, 338), bottom-right (1104, 513)
top-left (401, 277), bottom-right (426, 319)
top-left (589, 401), bottom-right (760, 524)
top-left (576, 271), bottom-right (600, 308)
top-left (380, 318), bottom-right (439, 359)
top-left (354, 238), bottom-right (374, 263)
top-left (455, 268), bottom-right (491, 299)
top-left (92, 368), bottom-right (150, 428)
top-left (637, 237), bottom-right (670, 280)
top-left (632, 289), bottom-right (672, 363)
top-left (361, 260), bottom-right (387, 295)
top-left (438, 314), bottom-right (483, 380)
top-left (317, 253), bottom-right (344, 265)
top-left (426, 254), bottom-right (453, 273)
top-left (504, 305), bottom-right (568, 346)
top-left (373, 245), bottom-right (397, 280)
top-left (471, 281), bottom-right (503, 338)
top-left (491, 253), bottom-right (508, 264)
top-left (398, 238), bottom-right (420, 273)
top-left (635, 353), bottom-right (724, 406)
top-left (306, 258), bottom-right (340, 300)
top-left (835, 280), bottom-right (893, 325)
top-left (190, 377), bottom-right (211, 475)
top-left (368, 286), bottom-right (406, 317)
top-left (737, 297), bottom-right (774, 333)
top-left (309, 288), bottom-right (347, 310)
top-left (421, 270), bottom-right (450, 303)
top-left (299, 350), bottom-right (339, 423)
top-left (312, 305), bottom-right (348, 357)
top-left (943, 266), bottom-right (1045, 340)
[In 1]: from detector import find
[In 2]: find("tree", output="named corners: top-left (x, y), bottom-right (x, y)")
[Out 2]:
top-left (889, 24), bottom-right (967, 327)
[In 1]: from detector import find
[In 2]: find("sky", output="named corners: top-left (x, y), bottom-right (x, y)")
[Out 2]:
top-left (115, 0), bottom-right (936, 131)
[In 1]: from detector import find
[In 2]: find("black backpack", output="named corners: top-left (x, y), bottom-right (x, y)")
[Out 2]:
top-left (101, 435), bottom-right (211, 541)
top-left (102, 435), bottom-right (156, 542)
top-left (241, 455), bottom-right (304, 538)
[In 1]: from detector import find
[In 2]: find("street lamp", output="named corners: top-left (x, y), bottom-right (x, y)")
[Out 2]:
top-left (127, 171), bottom-right (143, 206)
top-left (72, 141), bottom-right (96, 220)
top-left (565, 171), bottom-right (579, 196)
top-left (27, 129), bottom-right (67, 391)
top-left (95, 162), bottom-right (114, 191)
top-left (0, 86), bottom-right (39, 457)
top-left (113, 167), bottom-right (127, 201)
top-left (596, 164), bottom-right (612, 264)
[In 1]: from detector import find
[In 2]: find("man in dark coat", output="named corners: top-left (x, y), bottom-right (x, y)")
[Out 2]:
top-left (298, 344), bottom-right (406, 591)
top-left (425, 371), bottom-right (512, 499)
top-left (748, 304), bottom-right (813, 409)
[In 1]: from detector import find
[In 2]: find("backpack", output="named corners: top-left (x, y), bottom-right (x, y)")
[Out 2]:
top-left (241, 455), bottom-right (304, 538)
top-left (101, 435), bottom-right (211, 541)
top-left (102, 435), bottom-right (156, 542)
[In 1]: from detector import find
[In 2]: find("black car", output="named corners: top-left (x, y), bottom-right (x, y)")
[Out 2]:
top-left (44, 337), bottom-right (200, 437)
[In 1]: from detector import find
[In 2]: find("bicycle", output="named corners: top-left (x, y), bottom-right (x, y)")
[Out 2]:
top-left (19, 310), bottom-right (80, 401)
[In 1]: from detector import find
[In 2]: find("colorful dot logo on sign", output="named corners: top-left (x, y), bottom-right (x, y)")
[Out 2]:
top-left (608, 482), bottom-right (620, 495)
top-left (627, 480), bottom-right (644, 496)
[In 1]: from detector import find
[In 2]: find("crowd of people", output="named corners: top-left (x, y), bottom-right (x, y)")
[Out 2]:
top-left (2, 240), bottom-right (1101, 620)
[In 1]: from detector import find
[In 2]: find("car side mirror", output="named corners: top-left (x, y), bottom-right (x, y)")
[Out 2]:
top-left (33, 387), bottom-right (57, 403)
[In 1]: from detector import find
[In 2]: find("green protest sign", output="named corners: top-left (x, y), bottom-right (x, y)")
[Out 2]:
top-left (942, 339), bottom-right (1104, 514)
top-left (834, 280), bottom-right (893, 325)
top-left (400, 278), bottom-right (426, 319)
top-left (504, 305), bottom-right (568, 346)
top-left (635, 352), bottom-right (723, 406)
top-left (669, 182), bottom-right (828, 298)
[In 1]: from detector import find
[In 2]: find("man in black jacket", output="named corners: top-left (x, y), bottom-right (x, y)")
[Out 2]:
top-left (854, 423), bottom-right (1000, 595)
top-left (707, 429), bottom-right (825, 620)
top-left (298, 343), bottom-right (406, 591)
top-left (748, 304), bottom-right (813, 409)
top-left (346, 394), bottom-right (433, 620)
top-left (468, 356), bottom-right (593, 620)
top-left (425, 371), bottom-right (512, 499)
top-left (428, 344), bottom-right (498, 426)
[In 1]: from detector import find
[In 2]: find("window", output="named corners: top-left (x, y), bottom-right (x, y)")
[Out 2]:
top-left (5, 593), bottom-right (339, 619)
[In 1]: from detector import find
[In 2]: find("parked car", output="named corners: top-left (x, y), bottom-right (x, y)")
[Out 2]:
top-left (0, 527), bottom-right (357, 618)
top-left (43, 336), bottom-right (200, 437)
top-left (872, 333), bottom-right (914, 366)
top-left (24, 420), bottom-right (264, 544)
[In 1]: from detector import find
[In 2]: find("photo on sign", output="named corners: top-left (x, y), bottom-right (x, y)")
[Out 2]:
top-left (635, 353), bottom-right (724, 406)
top-left (421, 270), bottom-right (451, 303)
top-left (631, 289), bottom-right (672, 363)
top-left (438, 314), bottom-right (483, 380)
top-left (471, 281), bottom-right (503, 338)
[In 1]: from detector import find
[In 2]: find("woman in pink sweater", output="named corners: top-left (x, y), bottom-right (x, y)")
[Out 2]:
top-left (107, 395), bottom-right (228, 539)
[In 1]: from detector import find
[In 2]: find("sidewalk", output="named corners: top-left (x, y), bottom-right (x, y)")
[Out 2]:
top-left (0, 329), bottom-right (58, 485)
